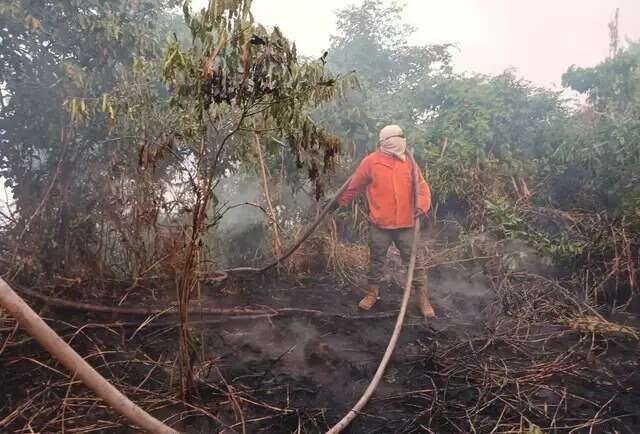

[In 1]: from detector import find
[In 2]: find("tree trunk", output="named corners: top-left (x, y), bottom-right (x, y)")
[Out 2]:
top-left (254, 133), bottom-right (282, 258)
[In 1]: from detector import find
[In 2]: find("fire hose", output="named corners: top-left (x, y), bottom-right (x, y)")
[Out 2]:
top-left (228, 154), bottom-right (423, 433)
top-left (0, 155), bottom-right (424, 433)
top-left (223, 174), bottom-right (354, 274)
top-left (324, 152), bottom-right (422, 433)
top-left (0, 278), bottom-right (179, 434)
top-left (326, 219), bottom-right (419, 433)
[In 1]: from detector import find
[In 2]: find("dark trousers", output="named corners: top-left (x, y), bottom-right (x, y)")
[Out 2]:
top-left (368, 224), bottom-right (427, 289)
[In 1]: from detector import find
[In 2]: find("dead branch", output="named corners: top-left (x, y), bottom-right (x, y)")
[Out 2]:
top-left (12, 284), bottom-right (398, 321)
top-left (254, 132), bottom-right (282, 258)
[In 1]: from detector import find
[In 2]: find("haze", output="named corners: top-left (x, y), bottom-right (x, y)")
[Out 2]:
top-left (195, 0), bottom-right (640, 88)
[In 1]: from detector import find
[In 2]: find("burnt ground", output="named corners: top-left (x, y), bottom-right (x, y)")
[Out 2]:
top-left (1, 269), bottom-right (640, 433)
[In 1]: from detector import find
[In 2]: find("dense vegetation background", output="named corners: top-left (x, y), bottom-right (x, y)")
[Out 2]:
top-left (3, 0), bottom-right (636, 304)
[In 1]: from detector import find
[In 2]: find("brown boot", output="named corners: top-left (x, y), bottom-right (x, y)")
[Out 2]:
top-left (417, 286), bottom-right (436, 319)
top-left (358, 285), bottom-right (380, 310)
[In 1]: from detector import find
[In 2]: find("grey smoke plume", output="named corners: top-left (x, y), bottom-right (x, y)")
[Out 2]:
top-left (216, 176), bottom-right (265, 237)
top-left (211, 172), bottom-right (315, 266)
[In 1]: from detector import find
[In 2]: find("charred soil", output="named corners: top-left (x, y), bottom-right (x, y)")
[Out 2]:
top-left (1, 271), bottom-right (640, 433)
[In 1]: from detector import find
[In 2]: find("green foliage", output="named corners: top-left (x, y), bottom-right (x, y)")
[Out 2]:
top-left (418, 72), bottom-right (569, 203)
top-left (157, 1), bottom-right (357, 196)
top-left (425, 72), bottom-right (567, 159)
top-left (0, 0), bottom-right (356, 276)
top-left (527, 231), bottom-right (586, 268)
top-left (1, 0), bottom-right (637, 293)
top-left (559, 43), bottom-right (640, 217)
top-left (319, 1), bottom-right (633, 282)
top-left (485, 198), bottom-right (525, 238)
top-left (318, 0), bottom-right (452, 159)
top-left (0, 0), bottom-right (179, 275)
top-left (330, 0), bottom-right (452, 89)
top-left (563, 43), bottom-right (640, 111)
top-left (484, 197), bottom-right (586, 269)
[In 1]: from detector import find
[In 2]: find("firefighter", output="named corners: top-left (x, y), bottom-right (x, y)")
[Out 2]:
top-left (334, 125), bottom-right (435, 318)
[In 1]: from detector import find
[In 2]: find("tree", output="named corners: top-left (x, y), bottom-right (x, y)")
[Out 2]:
top-left (53, 0), bottom-right (355, 397)
top-left (417, 71), bottom-right (569, 202)
top-left (0, 1), bottom-right (180, 276)
top-left (2, 0), bottom-right (356, 397)
top-left (318, 0), bottom-right (452, 159)
top-left (562, 42), bottom-right (640, 215)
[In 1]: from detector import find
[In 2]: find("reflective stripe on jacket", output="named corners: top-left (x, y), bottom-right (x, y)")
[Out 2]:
top-left (338, 150), bottom-right (432, 229)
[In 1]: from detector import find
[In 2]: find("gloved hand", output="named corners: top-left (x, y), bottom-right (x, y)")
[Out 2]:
top-left (321, 197), bottom-right (340, 212)
top-left (413, 208), bottom-right (428, 223)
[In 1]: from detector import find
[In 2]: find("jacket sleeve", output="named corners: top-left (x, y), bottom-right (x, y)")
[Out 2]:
top-left (416, 166), bottom-right (432, 216)
top-left (338, 158), bottom-right (371, 207)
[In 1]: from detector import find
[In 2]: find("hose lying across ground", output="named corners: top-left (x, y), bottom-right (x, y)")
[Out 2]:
top-left (326, 152), bottom-right (422, 433)
top-left (1, 161), bottom-right (424, 433)
top-left (0, 278), bottom-right (179, 434)
top-left (326, 218), bottom-right (420, 433)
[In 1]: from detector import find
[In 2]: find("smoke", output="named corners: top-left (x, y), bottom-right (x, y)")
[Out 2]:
top-left (211, 172), bottom-right (315, 266)
top-left (430, 269), bottom-right (493, 323)
top-left (216, 176), bottom-right (265, 237)
top-left (501, 238), bottom-right (554, 275)
top-left (425, 237), bottom-right (558, 324)
top-left (221, 319), bottom-right (327, 374)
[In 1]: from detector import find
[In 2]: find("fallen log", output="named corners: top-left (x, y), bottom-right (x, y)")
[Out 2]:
top-left (14, 285), bottom-right (398, 320)
top-left (16, 285), bottom-right (269, 316)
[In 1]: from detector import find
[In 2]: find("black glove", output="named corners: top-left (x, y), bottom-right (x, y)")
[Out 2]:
top-left (413, 208), bottom-right (428, 224)
top-left (321, 197), bottom-right (340, 212)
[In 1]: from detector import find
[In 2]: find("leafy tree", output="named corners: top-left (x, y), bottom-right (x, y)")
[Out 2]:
top-left (563, 43), bottom-right (640, 112)
top-left (418, 71), bottom-right (569, 202)
top-left (1, 0), bottom-right (356, 397)
top-left (330, 0), bottom-right (451, 90)
top-left (562, 42), bottom-right (640, 215)
top-left (54, 0), bottom-right (355, 396)
top-left (319, 0), bottom-right (452, 159)
top-left (0, 1), bottom-right (179, 276)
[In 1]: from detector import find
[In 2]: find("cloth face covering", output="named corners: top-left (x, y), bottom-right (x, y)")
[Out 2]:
top-left (379, 124), bottom-right (407, 161)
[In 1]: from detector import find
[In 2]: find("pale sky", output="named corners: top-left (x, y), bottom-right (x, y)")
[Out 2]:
top-left (196, 0), bottom-right (640, 89)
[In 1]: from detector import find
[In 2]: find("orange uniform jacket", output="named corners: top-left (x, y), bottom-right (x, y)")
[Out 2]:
top-left (338, 151), bottom-right (432, 229)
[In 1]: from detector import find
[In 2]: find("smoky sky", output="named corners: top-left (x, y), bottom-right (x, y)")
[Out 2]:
top-left (212, 0), bottom-right (640, 89)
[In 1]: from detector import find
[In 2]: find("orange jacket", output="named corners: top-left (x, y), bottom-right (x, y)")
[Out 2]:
top-left (338, 151), bottom-right (432, 229)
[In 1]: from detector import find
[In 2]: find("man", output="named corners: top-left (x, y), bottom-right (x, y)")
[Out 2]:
top-left (334, 125), bottom-right (435, 318)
